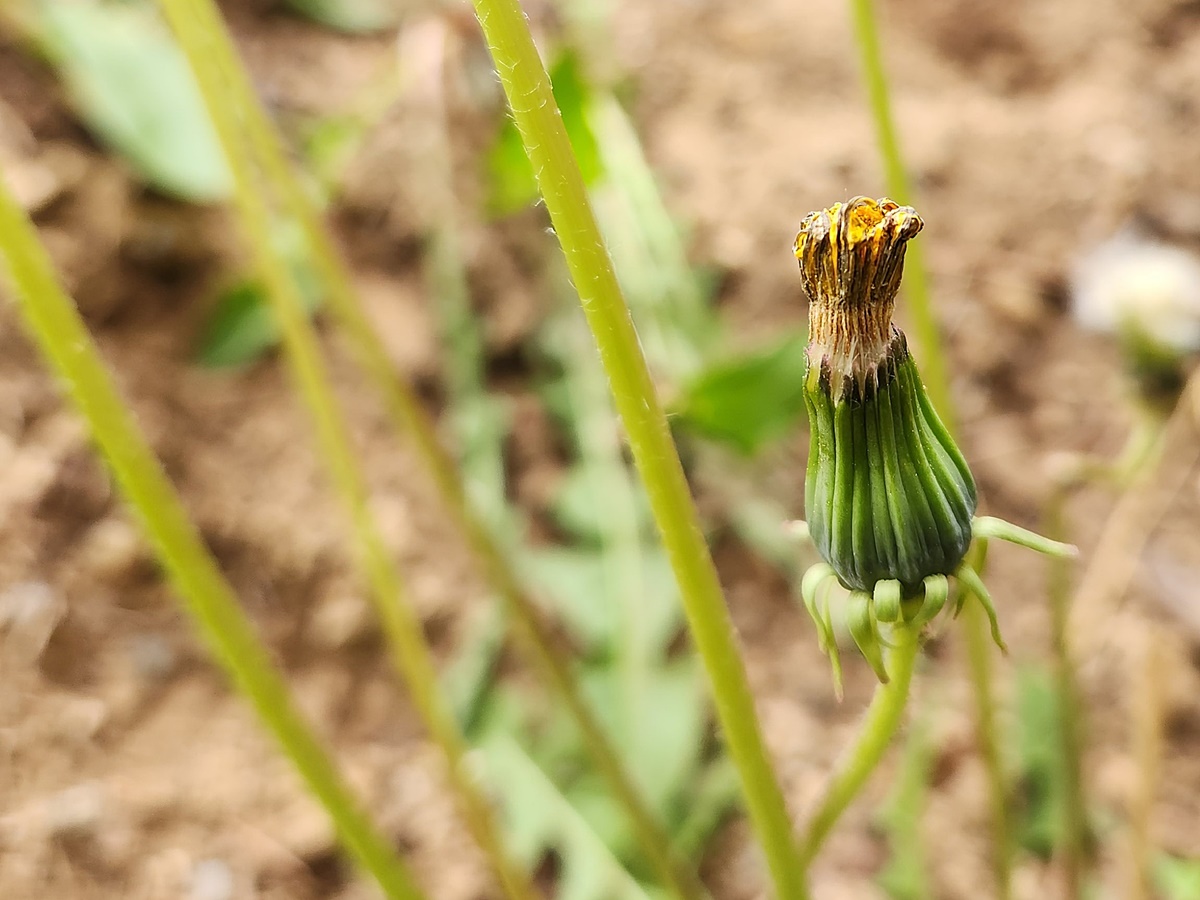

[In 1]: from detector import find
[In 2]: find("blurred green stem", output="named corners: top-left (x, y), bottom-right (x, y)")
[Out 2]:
top-left (155, 2), bottom-right (535, 898)
top-left (469, 1), bottom-right (808, 897)
top-left (1044, 418), bottom-right (1166, 899)
top-left (156, 3), bottom-right (707, 897)
top-left (0, 163), bottom-right (423, 900)
top-left (960, 541), bottom-right (1013, 899)
top-left (1129, 623), bottom-right (1164, 900)
top-left (847, 0), bottom-right (949, 424)
top-left (849, 2), bottom-right (1011, 896)
top-left (1044, 487), bottom-right (1086, 900)
top-left (552, 312), bottom-right (652, 782)
top-left (798, 625), bottom-right (919, 866)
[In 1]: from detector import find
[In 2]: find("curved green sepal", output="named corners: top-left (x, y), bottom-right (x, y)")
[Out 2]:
top-left (910, 574), bottom-right (949, 629)
top-left (972, 515), bottom-right (1077, 559)
top-left (847, 591), bottom-right (889, 683)
top-left (874, 579), bottom-right (903, 624)
top-left (955, 563), bottom-right (1008, 653)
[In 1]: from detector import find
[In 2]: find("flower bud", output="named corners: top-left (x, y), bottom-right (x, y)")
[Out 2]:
top-left (797, 198), bottom-right (976, 598)
top-left (795, 198), bottom-right (1075, 689)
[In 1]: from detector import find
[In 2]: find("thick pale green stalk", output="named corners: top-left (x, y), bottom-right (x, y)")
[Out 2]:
top-left (0, 168), bottom-right (422, 900)
top-left (468, 1), bottom-right (808, 897)
top-left (848, 3), bottom-right (1010, 894)
top-left (153, 3), bottom-right (706, 897)
top-left (153, 3), bottom-right (533, 898)
top-left (798, 626), bottom-right (920, 865)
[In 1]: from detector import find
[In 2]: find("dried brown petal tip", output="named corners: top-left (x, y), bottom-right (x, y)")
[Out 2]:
top-left (795, 196), bottom-right (923, 398)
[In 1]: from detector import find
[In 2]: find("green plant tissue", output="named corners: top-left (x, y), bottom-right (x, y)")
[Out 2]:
top-left (671, 329), bottom-right (810, 455)
top-left (39, 1), bottom-right (231, 203)
top-left (486, 50), bottom-right (604, 216)
top-left (283, 0), bottom-right (399, 33)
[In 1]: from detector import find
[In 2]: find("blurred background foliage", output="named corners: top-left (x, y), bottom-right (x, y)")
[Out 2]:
top-left (4, 0), bottom-right (1200, 898)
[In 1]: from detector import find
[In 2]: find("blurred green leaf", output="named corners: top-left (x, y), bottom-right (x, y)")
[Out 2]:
top-left (524, 546), bottom-right (682, 658)
top-left (1157, 855), bottom-right (1200, 900)
top-left (582, 658), bottom-right (706, 818)
top-left (300, 114), bottom-right (370, 193)
top-left (486, 50), bottom-right (604, 216)
top-left (478, 734), bottom-right (654, 900)
top-left (552, 461), bottom-right (655, 546)
top-left (39, 0), bottom-right (230, 202)
top-left (197, 258), bottom-right (322, 368)
top-left (877, 714), bottom-right (933, 900)
top-left (443, 603), bottom-right (507, 736)
top-left (1013, 665), bottom-right (1066, 860)
top-left (670, 756), bottom-right (740, 859)
top-left (671, 330), bottom-right (810, 455)
top-left (282, 0), bottom-right (399, 33)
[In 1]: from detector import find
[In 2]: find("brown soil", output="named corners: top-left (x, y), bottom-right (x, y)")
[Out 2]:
top-left (3, 1), bottom-right (1200, 898)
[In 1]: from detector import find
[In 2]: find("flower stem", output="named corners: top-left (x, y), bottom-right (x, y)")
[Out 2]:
top-left (0, 161), bottom-right (423, 900)
top-left (1045, 489), bottom-right (1086, 900)
top-left (154, 3), bottom-right (534, 898)
top-left (1043, 419), bottom-right (1165, 899)
top-left (959, 542), bottom-right (1013, 900)
top-left (798, 625), bottom-right (920, 867)
top-left (847, 0), bottom-right (951, 427)
top-left (848, 3), bottom-right (1013, 894)
top-left (157, 3), bottom-right (706, 897)
top-left (1128, 622), bottom-right (1165, 900)
top-left (467, 1), bottom-right (808, 897)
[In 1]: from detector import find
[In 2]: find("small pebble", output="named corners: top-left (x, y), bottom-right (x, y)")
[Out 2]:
top-left (81, 517), bottom-right (146, 582)
top-left (45, 782), bottom-right (106, 840)
top-left (307, 593), bottom-right (373, 650)
top-left (0, 581), bottom-right (66, 665)
top-left (127, 632), bottom-right (177, 681)
top-left (188, 858), bottom-right (235, 900)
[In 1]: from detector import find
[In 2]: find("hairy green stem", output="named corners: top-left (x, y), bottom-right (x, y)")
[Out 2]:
top-left (0, 164), bottom-right (423, 900)
top-left (798, 625), bottom-right (920, 866)
top-left (154, 3), bottom-right (706, 897)
top-left (468, 1), bottom-right (808, 897)
top-left (848, 2), bottom-right (1011, 894)
top-left (155, 2), bottom-right (534, 898)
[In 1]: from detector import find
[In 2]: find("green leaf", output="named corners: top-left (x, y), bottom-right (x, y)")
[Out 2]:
top-left (486, 50), bottom-right (604, 216)
top-left (441, 603), bottom-right (506, 737)
top-left (1012, 664), bottom-right (1066, 860)
top-left (282, 0), bottom-right (399, 34)
top-left (477, 735), bottom-right (654, 900)
top-left (38, 1), bottom-right (230, 202)
top-left (552, 462), bottom-right (655, 546)
top-left (523, 547), bottom-right (683, 657)
top-left (591, 658), bottom-right (707, 819)
top-left (670, 756), bottom-right (740, 859)
top-left (196, 257), bottom-right (322, 368)
top-left (671, 330), bottom-right (810, 455)
top-left (876, 714), bottom-right (933, 900)
top-left (300, 114), bottom-right (371, 193)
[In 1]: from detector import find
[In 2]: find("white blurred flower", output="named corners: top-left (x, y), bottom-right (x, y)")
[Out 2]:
top-left (1071, 229), bottom-right (1200, 360)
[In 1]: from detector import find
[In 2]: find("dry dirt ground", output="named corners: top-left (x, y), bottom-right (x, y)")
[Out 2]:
top-left (3, 0), bottom-right (1200, 898)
